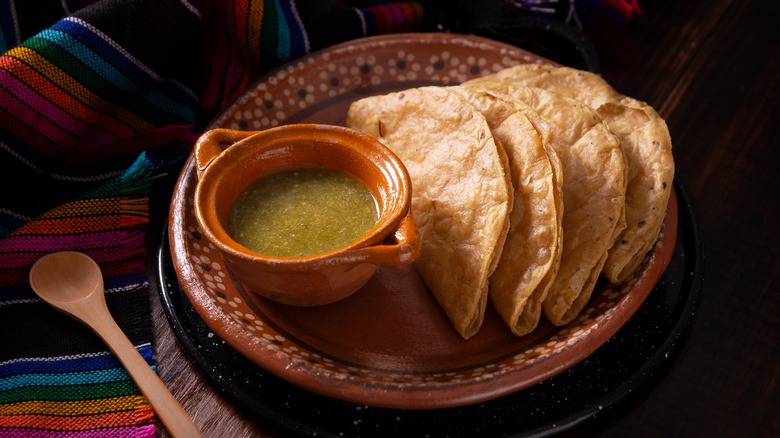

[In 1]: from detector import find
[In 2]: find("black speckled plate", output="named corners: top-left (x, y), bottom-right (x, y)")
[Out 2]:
top-left (165, 34), bottom-right (684, 412)
top-left (151, 177), bottom-right (701, 437)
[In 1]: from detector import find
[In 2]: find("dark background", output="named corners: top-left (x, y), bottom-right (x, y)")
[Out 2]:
top-left (577, 0), bottom-right (780, 435)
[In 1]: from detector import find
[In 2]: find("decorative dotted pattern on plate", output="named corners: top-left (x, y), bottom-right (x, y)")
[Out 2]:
top-left (212, 39), bottom-right (541, 131)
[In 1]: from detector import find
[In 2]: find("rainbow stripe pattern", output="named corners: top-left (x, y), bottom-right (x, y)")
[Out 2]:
top-left (355, 1), bottom-right (425, 36)
top-left (0, 153), bottom-right (157, 436)
top-left (0, 348), bottom-right (156, 437)
top-left (0, 1), bottom-right (427, 435)
top-left (0, 16), bottom-right (199, 177)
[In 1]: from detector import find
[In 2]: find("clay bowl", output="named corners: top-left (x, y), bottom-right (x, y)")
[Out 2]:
top-left (192, 125), bottom-right (420, 306)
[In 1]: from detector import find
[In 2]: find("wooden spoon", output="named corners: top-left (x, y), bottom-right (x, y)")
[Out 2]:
top-left (29, 251), bottom-right (203, 438)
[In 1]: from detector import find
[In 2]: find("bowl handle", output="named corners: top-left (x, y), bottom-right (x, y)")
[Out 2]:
top-left (194, 129), bottom-right (257, 179)
top-left (340, 213), bottom-right (421, 267)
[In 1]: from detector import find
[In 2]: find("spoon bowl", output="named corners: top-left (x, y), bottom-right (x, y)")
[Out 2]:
top-left (29, 250), bottom-right (103, 307)
top-left (29, 251), bottom-right (202, 438)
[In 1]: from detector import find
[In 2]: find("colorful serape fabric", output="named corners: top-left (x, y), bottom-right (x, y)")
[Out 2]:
top-left (0, 0), bottom-right (427, 436)
top-left (0, 153), bottom-right (158, 437)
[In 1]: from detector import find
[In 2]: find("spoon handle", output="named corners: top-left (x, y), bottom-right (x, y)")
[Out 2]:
top-left (70, 299), bottom-right (203, 438)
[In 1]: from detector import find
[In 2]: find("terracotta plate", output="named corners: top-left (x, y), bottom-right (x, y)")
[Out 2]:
top-left (167, 33), bottom-right (678, 410)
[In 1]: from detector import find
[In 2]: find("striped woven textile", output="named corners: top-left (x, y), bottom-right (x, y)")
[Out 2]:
top-left (0, 153), bottom-right (161, 437)
top-left (0, 0), bottom-right (426, 436)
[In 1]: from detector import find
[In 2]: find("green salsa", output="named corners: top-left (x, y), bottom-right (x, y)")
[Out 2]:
top-left (229, 168), bottom-right (379, 257)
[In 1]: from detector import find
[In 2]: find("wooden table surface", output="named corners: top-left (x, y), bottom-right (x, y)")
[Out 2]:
top-left (151, 0), bottom-right (779, 436)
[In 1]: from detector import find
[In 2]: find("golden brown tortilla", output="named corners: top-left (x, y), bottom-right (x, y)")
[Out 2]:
top-left (467, 63), bottom-right (619, 108)
top-left (463, 80), bottom-right (627, 325)
top-left (346, 86), bottom-right (513, 339)
top-left (597, 102), bottom-right (674, 282)
top-left (470, 64), bottom-right (674, 283)
top-left (451, 85), bottom-right (563, 336)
